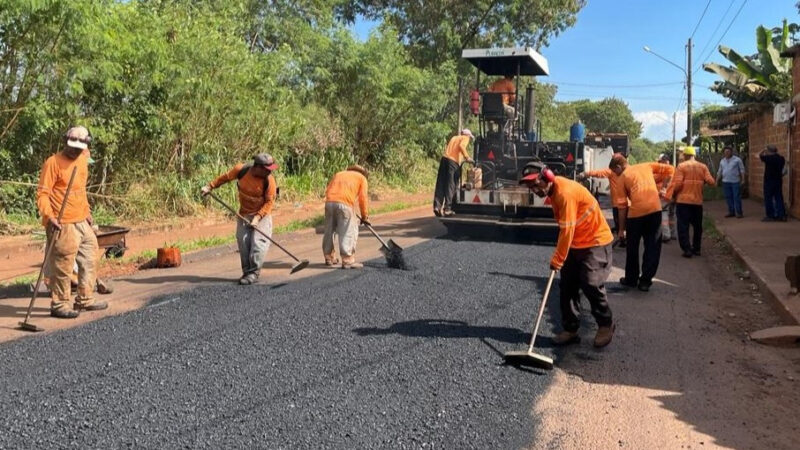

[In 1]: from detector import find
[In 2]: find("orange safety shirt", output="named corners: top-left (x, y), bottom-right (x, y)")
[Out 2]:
top-left (671, 159), bottom-right (715, 205)
top-left (617, 163), bottom-right (673, 218)
top-left (209, 164), bottom-right (277, 217)
top-left (489, 78), bottom-right (516, 105)
top-left (585, 168), bottom-right (628, 208)
top-left (325, 170), bottom-right (369, 218)
top-left (443, 135), bottom-right (471, 164)
top-left (36, 152), bottom-right (91, 226)
top-left (549, 177), bottom-right (614, 269)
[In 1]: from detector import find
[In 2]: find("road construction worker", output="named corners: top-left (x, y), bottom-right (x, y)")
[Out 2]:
top-left (655, 153), bottom-right (677, 242)
top-left (519, 162), bottom-right (615, 348)
top-left (610, 153), bottom-right (673, 292)
top-left (671, 146), bottom-right (716, 258)
top-left (202, 153), bottom-right (278, 285)
top-left (433, 130), bottom-right (474, 217)
top-left (323, 165), bottom-right (369, 269)
top-left (489, 75), bottom-right (516, 125)
top-left (577, 168), bottom-right (625, 235)
top-left (36, 126), bottom-right (108, 318)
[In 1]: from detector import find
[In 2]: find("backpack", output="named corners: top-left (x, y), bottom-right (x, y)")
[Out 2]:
top-left (236, 163), bottom-right (279, 200)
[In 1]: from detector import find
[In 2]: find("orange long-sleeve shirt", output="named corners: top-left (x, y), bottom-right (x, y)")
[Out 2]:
top-left (208, 164), bottom-right (277, 217)
top-left (549, 177), bottom-right (614, 269)
top-left (671, 159), bottom-right (715, 205)
top-left (36, 152), bottom-right (91, 226)
top-left (585, 168), bottom-right (628, 208)
top-left (617, 163), bottom-right (674, 218)
top-left (489, 78), bottom-right (516, 105)
top-left (325, 170), bottom-right (369, 218)
top-left (443, 135), bottom-right (471, 164)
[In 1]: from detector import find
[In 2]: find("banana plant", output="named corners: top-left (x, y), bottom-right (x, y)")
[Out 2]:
top-left (703, 20), bottom-right (792, 104)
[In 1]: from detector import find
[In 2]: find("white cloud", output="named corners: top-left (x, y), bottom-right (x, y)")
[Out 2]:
top-left (634, 110), bottom-right (688, 142)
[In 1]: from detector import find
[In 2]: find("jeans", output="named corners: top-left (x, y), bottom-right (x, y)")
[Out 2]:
top-left (559, 244), bottom-right (614, 332)
top-left (676, 204), bottom-right (703, 253)
top-left (433, 157), bottom-right (459, 213)
top-left (624, 211), bottom-right (662, 284)
top-left (764, 178), bottom-right (786, 219)
top-left (236, 214), bottom-right (272, 277)
top-left (723, 182), bottom-right (743, 215)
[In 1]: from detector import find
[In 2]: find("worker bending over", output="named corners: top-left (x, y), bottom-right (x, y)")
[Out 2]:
top-left (323, 165), bottom-right (370, 269)
top-left (578, 168), bottom-right (625, 236)
top-left (519, 163), bottom-right (615, 348)
top-left (37, 126), bottom-right (108, 318)
top-left (433, 130), bottom-right (474, 217)
top-left (610, 153), bottom-right (673, 292)
top-left (671, 146), bottom-right (716, 258)
top-left (202, 153), bottom-right (278, 285)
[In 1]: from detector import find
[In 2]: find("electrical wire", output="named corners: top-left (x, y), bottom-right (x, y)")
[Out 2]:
top-left (548, 81), bottom-right (683, 88)
top-left (691, 0), bottom-right (713, 39)
top-left (695, 0), bottom-right (748, 73)
top-left (694, 0), bottom-right (736, 72)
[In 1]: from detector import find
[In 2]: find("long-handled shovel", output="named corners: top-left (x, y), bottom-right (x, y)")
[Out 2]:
top-left (357, 216), bottom-right (406, 270)
top-left (18, 166), bottom-right (78, 332)
top-left (503, 269), bottom-right (557, 370)
top-left (207, 192), bottom-right (309, 274)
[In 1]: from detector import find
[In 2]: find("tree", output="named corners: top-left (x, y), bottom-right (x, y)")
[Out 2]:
top-left (572, 98), bottom-right (642, 139)
top-left (703, 21), bottom-right (792, 104)
top-left (337, 0), bottom-right (586, 69)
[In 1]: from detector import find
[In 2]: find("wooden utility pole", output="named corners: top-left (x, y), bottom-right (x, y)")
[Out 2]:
top-left (672, 112), bottom-right (677, 165)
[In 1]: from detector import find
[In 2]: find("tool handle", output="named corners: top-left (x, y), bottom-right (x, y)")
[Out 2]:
top-left (357, 215), bottom-right (389, 249)
top-left (527, 269), bottom-right (557, 353)
top-left (208, 192), bottom-right (301, 263)
top-left (24, 166), bottom-right (79, 323)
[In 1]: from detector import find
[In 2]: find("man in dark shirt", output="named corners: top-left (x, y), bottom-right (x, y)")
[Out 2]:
top-left (759, 145), bottom-right (787, 222)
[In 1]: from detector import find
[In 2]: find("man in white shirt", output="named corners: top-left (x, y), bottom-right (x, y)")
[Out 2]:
top-left (716, 146), bottom-right (745, 218)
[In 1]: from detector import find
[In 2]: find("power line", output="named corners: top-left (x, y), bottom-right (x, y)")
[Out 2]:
top-left (548, 81), bottom-right (683, 89)
top-left (695, 0), bottom-right (748, 73)
top-left (694, 0), bottom-right (736, 72)
top-left (691, 0), bottom-right (713, 39)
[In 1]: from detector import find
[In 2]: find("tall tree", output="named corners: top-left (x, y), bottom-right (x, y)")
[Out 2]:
top-left (572, 97), bottom-right (642, 139)
top-left (337, 0), bottom-right (586, 68)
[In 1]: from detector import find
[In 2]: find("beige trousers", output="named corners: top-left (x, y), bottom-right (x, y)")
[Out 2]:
top-left (45, 220), bottom-right (98, 311)
top-left (322, 202), bottom-right (359, 263)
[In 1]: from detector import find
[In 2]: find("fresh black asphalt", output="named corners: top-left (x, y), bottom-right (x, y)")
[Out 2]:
top-left (0, 237), bottom-right (584, 449)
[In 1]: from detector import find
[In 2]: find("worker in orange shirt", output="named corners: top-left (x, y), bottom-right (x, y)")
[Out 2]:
top-left (202, 153), bottom-right (278, 285)
top-left (433, 130), bottom-right (474, 217)
top-left (610, 153), bottom-right (673, 292)
top-left (578, 168), bottom-right (625, 235)
top-left (671, 146), bottom-right (716, 258)
top-left (489, 75), bottom-right (516, 122)
top-left (323, 165), bottom-right (370, 269)
top-left (655, 153), bottom-right (676, 242)
top-left (519, 163), bottom-right (615, 348)
top-left (37, 126), bottom-right (108, 318)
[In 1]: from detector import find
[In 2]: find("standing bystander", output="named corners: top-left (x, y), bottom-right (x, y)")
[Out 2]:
top-left (716, 146), bottom-right (745, 218)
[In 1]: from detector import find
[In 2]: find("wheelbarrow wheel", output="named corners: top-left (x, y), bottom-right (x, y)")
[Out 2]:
top-left (105, 243), bottom-right (126, 259)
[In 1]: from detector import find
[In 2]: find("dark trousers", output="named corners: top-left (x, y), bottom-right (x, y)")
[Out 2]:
top-left (433, 157), bottom-right (459, 213)
top-left (723, 182), bottom-right (743, 215)
top-left (676, 203), bottom-right (703, 253)
top-left (764, 178), bottom-right (786, 219)
top-left (625, 211), bottom-right (662, 284)
top-left (611, 207), bottom-right (619, 232)
top-left (560, 244), bottom-right (613, 332)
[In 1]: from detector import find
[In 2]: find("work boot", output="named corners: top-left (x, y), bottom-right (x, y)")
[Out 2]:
top-left (239, 273), bottom-right (257, 285)
top-left (692, 249), bottom-right (701, 256)
top-left (443, 209), bottom-right (455, 217)
top-left (619, 277), bottom-right (637, 288)
top-left (76, 300), bottom-right (108, 312)
top-left (594, 324), bottom-right (615, 348)
top-left (552, 330), bottom-right (580, 345)
top-left (324, 258), bottom-right (340, 267)
top-left (681, 251), bottom-right (693, 258)
top-left (50, 308), bottom-right (79, 319)
top-left (637, 280), bottom-right (652, 292)
top-left (724, 213), bottom-right (736, 218)
top-left (96, 278), bottom-right (114, 295)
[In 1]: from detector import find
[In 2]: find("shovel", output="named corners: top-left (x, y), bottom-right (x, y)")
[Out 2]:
top-left (208, 192), bottom-right (309, 274)
top-left (358, 216), bottom-right (406, 270)
top-left (18, 166), bottom-right (78, 332)
top-left (503, 269), bottom-right (557, 370)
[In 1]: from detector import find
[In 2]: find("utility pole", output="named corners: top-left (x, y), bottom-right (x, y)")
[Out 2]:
top-left (672, 112), bottom-right (677, 165)
top-left (687, 38), bottom-right (693, 146)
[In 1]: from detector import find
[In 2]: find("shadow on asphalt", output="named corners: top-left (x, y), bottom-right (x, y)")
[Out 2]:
top-left (353, 319), bottom-right (533, 345)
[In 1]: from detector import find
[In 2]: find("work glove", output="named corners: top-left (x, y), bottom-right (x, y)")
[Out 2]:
top-left (360, 217), bottom-right (371, 227)
top-left (250, 215), bottom-right (261, 228)
top-left (201, 185), bottom-right (212, 197)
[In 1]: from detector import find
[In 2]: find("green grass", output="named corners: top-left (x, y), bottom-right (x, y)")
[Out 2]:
top-left (2, 273), bottom-right (38, 288)
top-left (274, 215), bottom-right (326, 234)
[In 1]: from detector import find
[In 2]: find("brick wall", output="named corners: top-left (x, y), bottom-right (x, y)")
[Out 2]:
top-left (747, 56), bottom-right (800, 218)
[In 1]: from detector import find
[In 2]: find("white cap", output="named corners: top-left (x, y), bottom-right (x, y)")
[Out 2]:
top-left (66, 126), bottom-right (89, 150)
top-left (461, 129), bottom-right (475, 139)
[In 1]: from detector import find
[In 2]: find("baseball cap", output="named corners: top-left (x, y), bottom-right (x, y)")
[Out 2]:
top-left (519, 162), bottom-right (544, 184)
top-left (658, 153), bottom-right (669, 162)
top-left (65, 126), bottom-right (90, 150)
top-left (461, 129), bottom-right (475, 139)
top-left (254, 153), bottom-right (279, 171)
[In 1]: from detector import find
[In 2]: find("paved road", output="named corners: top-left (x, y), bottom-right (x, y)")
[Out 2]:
top-left (1, 215), bottom-right (799, 449)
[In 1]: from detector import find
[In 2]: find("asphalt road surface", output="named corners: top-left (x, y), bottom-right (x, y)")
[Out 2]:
top-left (1, 218), bottom-right (799, 449)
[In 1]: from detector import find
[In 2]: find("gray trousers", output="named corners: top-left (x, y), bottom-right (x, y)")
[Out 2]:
top-left (323, 201), bottom-right (359, 261)
top-left (236, 214), bottom-right (272, 277)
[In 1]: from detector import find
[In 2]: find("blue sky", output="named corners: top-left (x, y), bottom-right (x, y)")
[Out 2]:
top-left (353, 1), bottom-right (798, 141)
